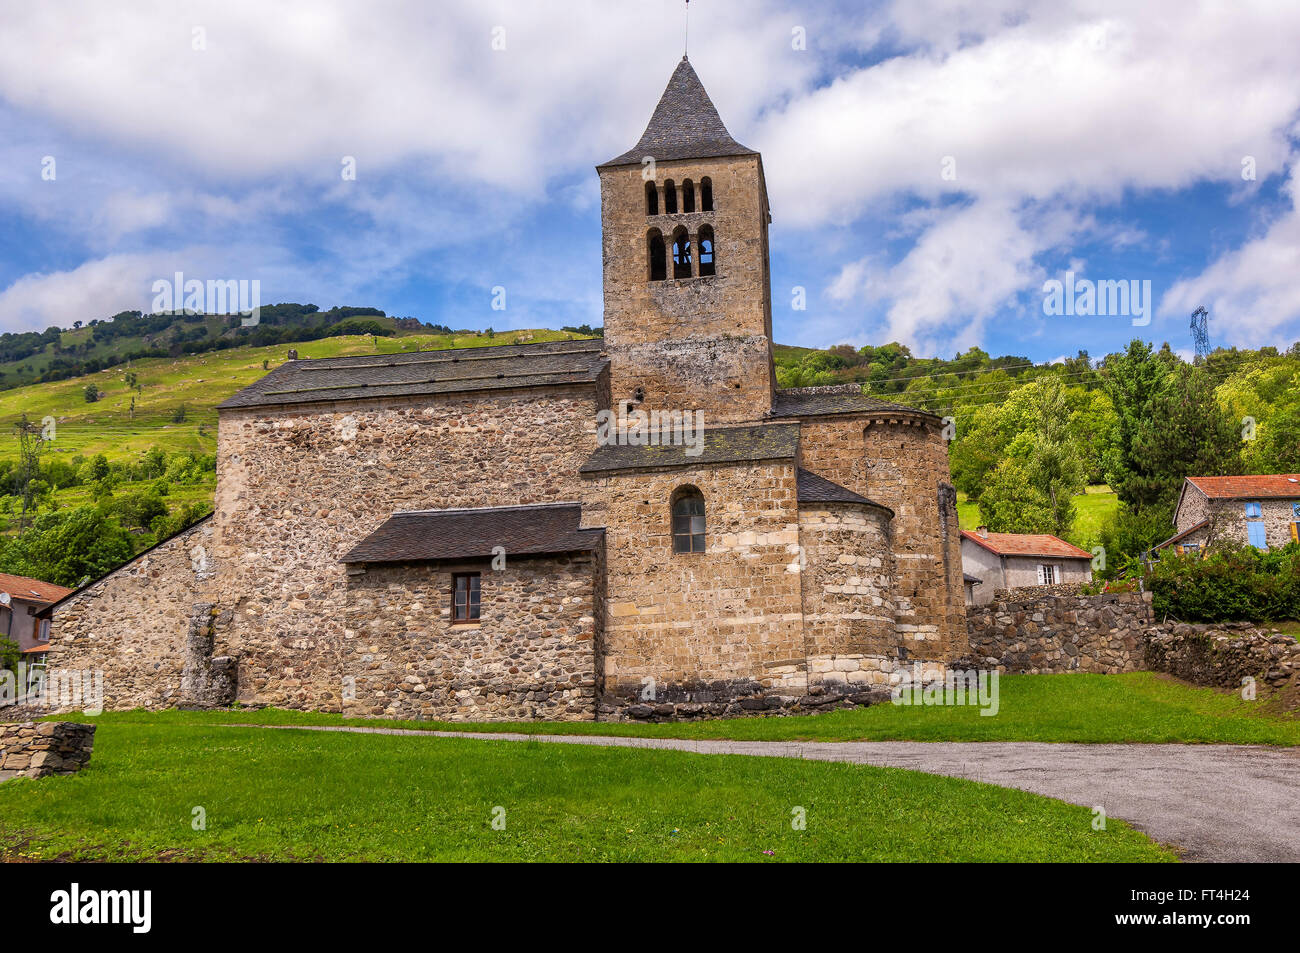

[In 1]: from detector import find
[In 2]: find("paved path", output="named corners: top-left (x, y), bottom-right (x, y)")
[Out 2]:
top-left (235, 724), bottom-right (1300, 862)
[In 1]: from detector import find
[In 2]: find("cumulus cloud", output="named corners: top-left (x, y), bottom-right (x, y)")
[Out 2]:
top-left (0, 0), bottom-right (1298, 351)
top-left (1162, 165), bottom-right (1300, 346)
top-left (756, 0), bottom-right (1300, 350)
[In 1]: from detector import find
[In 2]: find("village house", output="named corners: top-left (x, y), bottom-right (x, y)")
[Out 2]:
top-left (960, 528), bottom-right (1093, 605)
top-left (1155, 474), bottom-right (1300, 555)
top-left (39, 56), bottom-right (969, 721)
top-left (0, 572), bottom-right (72, 660)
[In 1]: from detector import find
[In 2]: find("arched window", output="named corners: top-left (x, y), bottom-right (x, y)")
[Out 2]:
top-left (700, 177), bottom-right (713, 211)
top-left (671, 226), bottom-right (691, 279)
top-left (671, 487), bottom-right (706, 554)
top-left (645, 181), bottom-right (658, 215)
top-left (648, 229), bottom-right (666, 281)
top-left (697, 225), bottom-right (715, 277)
top-left (664, 178), bottom-right (678, 214)
top-left (682, 178), bottom-right (695, 213)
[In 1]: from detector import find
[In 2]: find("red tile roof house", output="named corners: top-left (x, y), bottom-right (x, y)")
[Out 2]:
top-left (1155, 474), bottom-right (1300, 555)
top-left (0, 572), bottom-right (74, 662)
top-left (960, 528), bottom-right (1094, 605)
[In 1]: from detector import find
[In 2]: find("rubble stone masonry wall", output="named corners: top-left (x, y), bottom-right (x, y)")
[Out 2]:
top-left (212, 384), bottom-right (601, 712)
top-left (342, 553), bottom-right (600, 721)
top-left (45, 518), bottom-right (218, 711)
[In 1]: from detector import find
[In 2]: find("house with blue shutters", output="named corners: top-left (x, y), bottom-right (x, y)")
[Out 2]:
top-left (1156, 474), bottom-right (1300, 555)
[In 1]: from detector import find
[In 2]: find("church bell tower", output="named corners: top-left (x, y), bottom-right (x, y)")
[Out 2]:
top-left (597, 56), bottom-right (776, 424)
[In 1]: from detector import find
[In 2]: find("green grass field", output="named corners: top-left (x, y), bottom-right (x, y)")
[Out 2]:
top-left (957, 484), bottom-right (1118, 548)
top-left (52, 672), bottom-right (1300, 745)
top-left (0, 716), bottom-right (1172, 862)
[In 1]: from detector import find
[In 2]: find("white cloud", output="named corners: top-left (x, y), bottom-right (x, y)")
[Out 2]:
top-left (1, 0), bottom-right (1298, 351)
top-left (1162, 166), bottom-right (1300, 346)
top-left (753, 0), bottom-right (1300, 350)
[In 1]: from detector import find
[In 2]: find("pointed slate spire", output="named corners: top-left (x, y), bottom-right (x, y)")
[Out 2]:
top-left (599, 56), bottom-right (756, 168)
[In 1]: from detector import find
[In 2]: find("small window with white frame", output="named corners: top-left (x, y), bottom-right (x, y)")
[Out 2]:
top-left (1037, 564), bottom-right (1060, 585)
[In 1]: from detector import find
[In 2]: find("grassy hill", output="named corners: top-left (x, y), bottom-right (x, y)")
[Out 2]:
top-left (0, 327), bottom-right (590, 464)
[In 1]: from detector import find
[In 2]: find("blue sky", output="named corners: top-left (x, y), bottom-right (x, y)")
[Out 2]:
top-left (1, 0), bottom-right (1298, 363)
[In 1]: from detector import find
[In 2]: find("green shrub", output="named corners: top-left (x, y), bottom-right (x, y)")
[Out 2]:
top-left (1148, 542), bottom-right (1300, 622)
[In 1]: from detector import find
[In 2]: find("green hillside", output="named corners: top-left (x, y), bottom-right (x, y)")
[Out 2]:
top-left (0, 326), bottom-right (590, 463)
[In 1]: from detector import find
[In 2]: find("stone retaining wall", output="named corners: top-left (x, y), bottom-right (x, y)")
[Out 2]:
top-left (1144, 624), bottom-right (1300, 708)
top-left (0, 722), bottom-right (95, 781)
top-left (964, 590), bottom-right (1153, 674)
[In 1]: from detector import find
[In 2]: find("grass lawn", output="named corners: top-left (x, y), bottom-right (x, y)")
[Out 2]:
top-left (56, 672), bottom-right (1300, 745)
top-left (957, 484), bottom-right (1118, 549)
top-left (0, 718), bottom-right (1172, 862)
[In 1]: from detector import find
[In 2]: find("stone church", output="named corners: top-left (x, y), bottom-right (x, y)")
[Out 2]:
top-left (42, 57), bottom-right (968, 721)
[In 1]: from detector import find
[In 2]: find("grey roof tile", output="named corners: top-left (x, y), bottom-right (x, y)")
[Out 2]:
top-left (218, 339), bottom-right (607, 409)
top-left (599, 56), bottom-right (757, 168)
top-left (796, 468), bottom-right (892, 514)
top-left (768, 386), bottom-right (937, 420)
top-left (341, 503), bottom-right (603, 564)
top-left (579, 423), bottom-right (798, 474)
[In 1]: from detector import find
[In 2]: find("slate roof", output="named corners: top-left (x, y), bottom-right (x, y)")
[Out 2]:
top-left (796, 468), bottom-right (892, 514)
top-left (599, 56), bottom-right (757, 168)
top-left (218, 339), bottom-right (607, 410)
top-left (341, 503), bottom-right (604, 564)
top-left (768, 388), bottom-right (937, 420)
top-left (0, 572), bottom-right (74, 605)
top-left (579, 423), bottom-right (799, 475)
top-left (961, 530), bottom-right (1093, 560)
top-left (1185, 474), bottom-right (1300, 499)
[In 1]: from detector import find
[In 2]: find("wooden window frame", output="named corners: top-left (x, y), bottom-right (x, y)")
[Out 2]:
top-left (451, 572), bottom-right (481, 624)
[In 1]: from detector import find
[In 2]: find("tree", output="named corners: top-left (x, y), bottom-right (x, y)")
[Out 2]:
top-left (0, 506), bottom-right (133, 587)
top-left (1102, 339), bottom-right (1173, 510)
top-left (1136, 363), bottom-right (1242, 497)
top-left (12, 414), bottom-right (46, 530)
top-left (1024, 378), bottom-right (1088, 538)
top-left (116, 489), bottom-right (168, 532)
top-left (977, 458), bottom-right (1054, 533)
top-left (83, 384), bottom-right (100, 403)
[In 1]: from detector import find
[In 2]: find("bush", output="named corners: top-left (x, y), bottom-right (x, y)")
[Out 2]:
top-left (1148, 542), bottom-right (1300, 622)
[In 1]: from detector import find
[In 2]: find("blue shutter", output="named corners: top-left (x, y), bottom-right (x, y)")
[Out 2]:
top-left (1247, 522), bottom-right (1267, 549)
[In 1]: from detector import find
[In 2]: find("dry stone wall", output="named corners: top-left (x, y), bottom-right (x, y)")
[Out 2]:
top-left (342, 553), bottom-right (600, 721)
top-left (964, 590), bottom-right (1153, 673)
top-left (0, 722), bottom-right (95, 781)
top-left (1145, 623), bottom-right (1300, 708)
